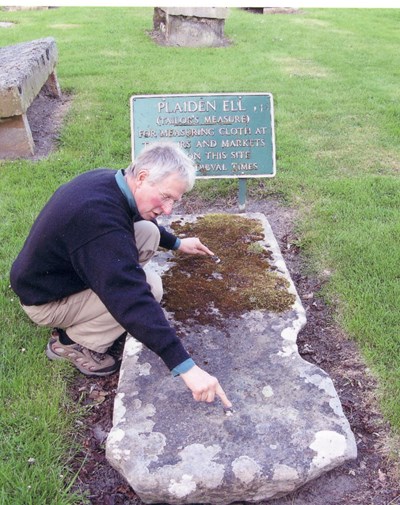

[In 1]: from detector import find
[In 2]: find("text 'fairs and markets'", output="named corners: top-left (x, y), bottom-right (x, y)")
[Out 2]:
top-left (131, 94), bottom-right (276, 178)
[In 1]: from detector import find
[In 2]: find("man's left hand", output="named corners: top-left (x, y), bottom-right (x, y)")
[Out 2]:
top-left (180, 365), bottom-right (232, 407)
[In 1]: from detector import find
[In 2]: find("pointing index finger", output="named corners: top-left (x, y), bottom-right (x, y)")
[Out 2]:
top-left (200, 243), bottom-right (214, 256)
top-left (216, 384), bottom-right (232, 409)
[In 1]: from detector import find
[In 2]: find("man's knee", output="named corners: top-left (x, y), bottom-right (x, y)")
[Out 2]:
top-left (134, 221), bottom-right (160, 265)
top-left (144, 267), bottom-right (163, 302)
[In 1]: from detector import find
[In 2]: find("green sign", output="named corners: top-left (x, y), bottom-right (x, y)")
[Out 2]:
top-left (131, 93), bottom-right (276, 179)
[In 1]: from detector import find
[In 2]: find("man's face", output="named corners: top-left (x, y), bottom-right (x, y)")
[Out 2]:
top-left (133, 172), bottom-right (187, 220)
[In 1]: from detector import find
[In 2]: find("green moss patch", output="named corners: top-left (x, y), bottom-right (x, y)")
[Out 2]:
top-left (162, 214), bottom-right (296, 325)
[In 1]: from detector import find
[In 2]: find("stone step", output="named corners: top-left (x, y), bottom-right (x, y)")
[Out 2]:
top-left (106, 213), bottom-right (356, 504)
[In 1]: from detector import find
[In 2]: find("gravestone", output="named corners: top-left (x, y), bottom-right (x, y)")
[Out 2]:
top-left (153, 7), bottom-right (230, 47)
top-left (106, 213), bottom-right (357, 504)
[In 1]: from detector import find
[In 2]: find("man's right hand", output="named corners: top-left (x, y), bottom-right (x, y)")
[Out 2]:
top-left (180, 365), bottom-right (232, 407)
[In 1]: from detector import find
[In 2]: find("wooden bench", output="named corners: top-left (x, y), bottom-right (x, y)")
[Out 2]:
top-left (0, 37), bottom-right (61, 159)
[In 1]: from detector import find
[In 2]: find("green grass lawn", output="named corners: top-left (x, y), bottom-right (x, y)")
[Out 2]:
top-left (0, 7), bottom-right (399, 503)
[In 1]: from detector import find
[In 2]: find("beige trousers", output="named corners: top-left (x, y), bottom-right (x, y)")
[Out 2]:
top-left (22, 221), bottom-right (162, 353)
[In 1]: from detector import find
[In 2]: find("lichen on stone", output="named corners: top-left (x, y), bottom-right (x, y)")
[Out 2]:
top-left (162, 214), bottom-right (296, 326)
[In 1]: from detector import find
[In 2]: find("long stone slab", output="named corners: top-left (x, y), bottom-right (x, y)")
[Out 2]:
top-left (0, 37), bottom-right (60, 117)
top-left (106, 213), bottom-right (357, 504)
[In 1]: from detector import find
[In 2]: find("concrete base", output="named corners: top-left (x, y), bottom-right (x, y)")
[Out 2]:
top-left (0, 114), bottom-right (34, 158)
top-left (106, 213), bottom-right (357, 504)
top-left (43, 70), bottom-right (62, 99)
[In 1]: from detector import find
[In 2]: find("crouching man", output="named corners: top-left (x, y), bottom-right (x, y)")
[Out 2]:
top-left (10, 142), bottom-right (231, 407)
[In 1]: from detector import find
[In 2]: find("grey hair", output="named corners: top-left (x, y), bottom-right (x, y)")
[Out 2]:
top-left (126, 142), bottom-right (196, 191)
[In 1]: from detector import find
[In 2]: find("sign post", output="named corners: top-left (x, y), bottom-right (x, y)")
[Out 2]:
top-left (131, 93), bottom-right (276, 210)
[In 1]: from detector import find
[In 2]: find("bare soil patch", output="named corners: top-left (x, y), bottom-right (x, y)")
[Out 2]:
top-left (29, 93), bottom-right (399, 504)
top-left (25, 86), bottom-right (72, 160)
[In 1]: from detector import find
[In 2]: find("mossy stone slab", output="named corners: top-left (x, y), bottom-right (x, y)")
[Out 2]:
top-left (106, 213), bottom-right (356, 504)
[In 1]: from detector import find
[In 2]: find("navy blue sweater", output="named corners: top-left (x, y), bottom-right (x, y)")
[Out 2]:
top-left (10, 169), bottom-right (191, 371)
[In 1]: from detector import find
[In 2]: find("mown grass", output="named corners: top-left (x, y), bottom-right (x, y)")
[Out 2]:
top-left (0, 7), bottom-right (399, 503)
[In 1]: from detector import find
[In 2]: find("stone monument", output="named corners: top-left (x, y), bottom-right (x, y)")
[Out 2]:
top-left (152, 7), bottom-right (230, 47)
top-left (106, 213), bottom-right (357, 504)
